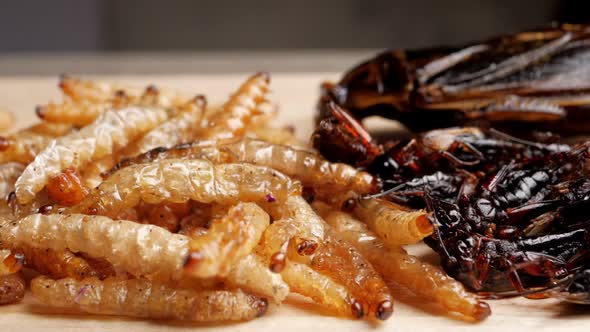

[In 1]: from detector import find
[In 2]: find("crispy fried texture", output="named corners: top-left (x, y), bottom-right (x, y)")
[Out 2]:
top-left (226, 254), bottom-right (289, 304)
top-left (46, 167), bottom-right (88, 206)
top-left (0, 123), bottom-right (72, 164)
top-left (15, 107), bottom-right (169, 204)
top-left (7, 213), bottom-right (188, 282)
top-left (31, 276), bottom-right (268, 321)
top-left (0, 273), bottom-right (25, 305)
top-left (18, 246), bottom-right (114, 280)
top-left (281, 261), bottom-right (355, 317)
top-left (107, 138), bottom-right (377, 196)
top-left (354, 198), bottom-right (433, 246)
top-left (68, 159), bottom-right (301, 218)
top-left (309, 228), bottom-right (393, 320)
top-left (323, 210), bottom-right (491, 321)
top-left (39, 77), bottom-right (189, 127)
top-left (201, 73), bottom-right (272, 139)
top-left (184, 203), bottom-right (270, 278)
top-left (121, 96), bottom-right (206, 157)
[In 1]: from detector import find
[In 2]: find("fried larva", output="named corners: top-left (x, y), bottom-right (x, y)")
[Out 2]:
top-left (8, 213), bottom-right (188, 282)
top-left (121, 96), bottom-right (206, 158)
top-left (354, 198), bottom-right (433, 246)
top-left (69, 159), bottom-right (301, 218)
top-left (17, 246), bottom-right (114, 280)
top-left (310, 228), bottom-right (393, 320)
top-left (0, 123), bottom-right (72, 164)
top-left (202, 73), bottom-right (272, 139)
top-left (31, 276), bottom-right (268, 321)
top-left (324, 210), bottom-right (491, 321)
top-left (184, 203), bottom-right (270, 278)
top-left (281, 261), bottom-right (355, 317)
top-left (226, 254), bottom-right (290, 304)
top-left (15, 107), bottom-right (169, 204)
top-left (40, 78), bottom-right (186, 127)
top-left (46, 167), bottom-right (88, 206)
top-left (37, 100), bottom-right (127, 127)
top-left (59, 76), bottom-right (128, 103)
top-left (0, 273), bottom-right (25, 305)
top-left (106, 138), bottom-right (376, 197)
top-left (0, 162), bottom-right (24, 199)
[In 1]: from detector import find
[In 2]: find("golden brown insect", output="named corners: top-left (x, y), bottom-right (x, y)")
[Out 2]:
top-left (225, 254), bottom-right (290, 304)
top-left (281, 261), bottom-right (356, 317)
top-left (202, 72), bottom-right (272, 139)
top-left (323, 210), bottom-right (491, 321)
top-left (353, 198), bottom-right (433, 246)
top-left (31, 276), bottom-right (268, 321)
top-left (16, 246), bottom-right (114, 280)
top-left (15, 107), bottom-right (169, 204)
top-left (68, 159), bottom-right (301, 218)
top-left (184, 202), bottom-right (270, 278)
top-left (46, 167), bottom-right (88, 206)
top-left (38, 77), bottom-right (188, 127)
top-left (309, 228), bottom-right (393, 320)
top-left (6, 213), bottom-right (188, 282)
top-left (121, 95), bottom-right (206, 158)
top-left (107, 138), bottom-right (377, 197)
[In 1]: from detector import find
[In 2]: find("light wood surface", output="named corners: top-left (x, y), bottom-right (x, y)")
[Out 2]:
top-left (0, 74), bottom-right (588, 332)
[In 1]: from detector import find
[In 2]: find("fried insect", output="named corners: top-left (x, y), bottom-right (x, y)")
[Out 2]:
top-left (38, 78), bottom-right (186, 127)
top-left (184, 203), bottom-right (270, 278)
top-left (281, 261), bottom-right (356, 317)
top-left (226, 254), bottom-right (290, 304)
top-left (68, 159), bottom-right (301, 218)
top-left (202, 72), bottom-right (272, 139)
top-left (6, 213), bottom-right (188, 282)
top-left (31, 276), bottom-right (268, 321)
top-left (323, 210), bottom-right (490, 321)
top-left (46, 167), bottom-right (88, 206)
top-left (353, 198), bottom-right (433, 246)
top-left (0, 162), bottom-right (24, 198)
top-left (309, 228), bottom-right (393, 320)
top-left (121, 96), bottom-right (206, 157)
top-left (17, 246), bottom-right (114, 280)
top-left (0, 123), bottom-right (72, 164)
top-left (0, 273), bottom-right (25, 305)
top-left (325, 23), bottom-right (590, 135)
top-left (106, 138), bottom-right (377, 197)
top-left (15, 107), bottom-right (169, 204)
